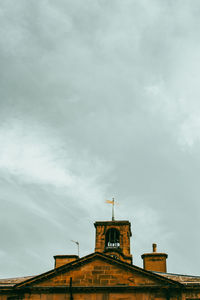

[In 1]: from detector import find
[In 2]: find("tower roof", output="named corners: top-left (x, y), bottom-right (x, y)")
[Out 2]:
top-left (94, 220), bottom-right (131, 226)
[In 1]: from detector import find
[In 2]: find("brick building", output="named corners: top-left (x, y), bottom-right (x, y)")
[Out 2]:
top-left (0, 219), bottom-right (200, 300)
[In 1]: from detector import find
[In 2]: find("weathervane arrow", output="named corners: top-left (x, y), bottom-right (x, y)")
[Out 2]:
top-left (105, 197), bottom-right (116, 221)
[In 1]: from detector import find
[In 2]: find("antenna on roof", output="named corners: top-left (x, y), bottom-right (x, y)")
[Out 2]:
top-left (71, 240), bottom-right (79, 257)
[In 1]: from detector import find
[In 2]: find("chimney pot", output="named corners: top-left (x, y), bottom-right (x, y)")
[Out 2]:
top-left (153, 243), bottom-right (157, 252)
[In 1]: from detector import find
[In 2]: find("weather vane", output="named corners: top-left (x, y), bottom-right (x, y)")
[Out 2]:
top-left (105, 197), bottom-right (116, 221)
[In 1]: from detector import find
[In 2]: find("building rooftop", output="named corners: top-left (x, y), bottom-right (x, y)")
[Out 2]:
top-left (0, 276), bottom-right (34, 287)
top-left (154, 271), bottom-right (200, 285)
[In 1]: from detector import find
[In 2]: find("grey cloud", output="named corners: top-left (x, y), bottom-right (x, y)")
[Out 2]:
top-left (1, 0), bottom-right (200, 277)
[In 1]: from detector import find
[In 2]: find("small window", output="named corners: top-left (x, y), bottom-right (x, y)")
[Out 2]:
top-left (105, 228), bottom-right (120, 248)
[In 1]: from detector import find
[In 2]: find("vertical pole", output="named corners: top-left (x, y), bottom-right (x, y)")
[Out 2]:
top-left (77, 242), bottom-right (79, 257)
top-left (69, 277), bottom-right (73, 300)
top-left (112, 198), bottom-right (115, 221)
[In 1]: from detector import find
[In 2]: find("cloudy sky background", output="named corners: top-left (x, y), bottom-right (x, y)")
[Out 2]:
top-left (1, 0), bottom-right (200, 277)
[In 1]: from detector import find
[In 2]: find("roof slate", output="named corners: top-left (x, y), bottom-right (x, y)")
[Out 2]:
top-left (0, 276), bottom-right (34, 287)
top-left (155, 272), bottom-right (200, 285)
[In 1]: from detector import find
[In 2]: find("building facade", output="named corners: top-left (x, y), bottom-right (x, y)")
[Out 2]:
top-left (0, 219), bottom-right (200, 300)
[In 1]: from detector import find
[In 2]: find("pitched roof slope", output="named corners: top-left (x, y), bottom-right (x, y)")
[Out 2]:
top-left (0, 276), bottom-right (34, 287)
top-left (155, 272), bottom-right (200, 286)
top-left (14, 252), bottom-right (182, 289)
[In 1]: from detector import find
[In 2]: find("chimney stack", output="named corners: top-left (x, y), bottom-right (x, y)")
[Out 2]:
top-left (141, 244), bottom-right (168, 273)
top-left (54, 255), bottom-right (79, 268)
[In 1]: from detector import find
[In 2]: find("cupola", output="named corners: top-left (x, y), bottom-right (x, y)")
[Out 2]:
top-left (94, 220), bottom-right (132, 264)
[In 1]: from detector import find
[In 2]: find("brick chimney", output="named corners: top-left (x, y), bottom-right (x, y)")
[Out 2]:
top-left (141, 243), bottom-right (168, 273)
top-left (54, 255), bottom-right (79, 268)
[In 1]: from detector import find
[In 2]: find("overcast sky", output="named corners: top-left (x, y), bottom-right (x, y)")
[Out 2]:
top-left (1, 0), bottom-right (200, 278)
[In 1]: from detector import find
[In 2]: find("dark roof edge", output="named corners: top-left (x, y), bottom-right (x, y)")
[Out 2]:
top-left (94, 220), bottom-right (131, 227)
top-left (142, 253), bottom-right (168, 258)
top-left (54, 255), bottom-right (79, 259)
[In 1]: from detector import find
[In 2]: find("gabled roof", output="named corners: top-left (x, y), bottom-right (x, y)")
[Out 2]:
top-left (14, 252), bottom-right (182, 289)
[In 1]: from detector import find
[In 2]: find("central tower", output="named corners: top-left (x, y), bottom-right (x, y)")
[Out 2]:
top-left (94, 220), bottom-right (132, 264)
